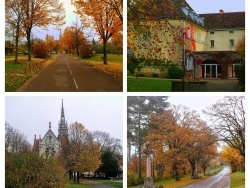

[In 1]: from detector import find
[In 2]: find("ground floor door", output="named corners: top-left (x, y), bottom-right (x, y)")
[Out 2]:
top-left (201, 64), bottom-right (221, 78)
top-left (231, 64), bottom-right (240, 78)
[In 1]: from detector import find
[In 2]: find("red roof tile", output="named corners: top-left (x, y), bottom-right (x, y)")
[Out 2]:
top-left (199, 12), bottom-right (245, 29)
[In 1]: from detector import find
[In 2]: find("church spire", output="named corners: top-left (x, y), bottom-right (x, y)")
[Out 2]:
top-left (58, 99), bottom-right (68, 139)
top-left (61, 99), bottom-right (65, 119)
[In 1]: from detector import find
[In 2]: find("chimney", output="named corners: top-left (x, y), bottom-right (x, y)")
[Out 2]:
top-left (219, 9), bottom-right (224, 13)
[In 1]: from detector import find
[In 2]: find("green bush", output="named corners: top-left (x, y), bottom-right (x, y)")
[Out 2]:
top-left (168, 66), bottom-right (184, 79)
top-left (152, 73), bottom-right (159, 78)
top-left (127, 56), bottom-right (144, 75)
top-left (127, 172), bottom-right (139, 186)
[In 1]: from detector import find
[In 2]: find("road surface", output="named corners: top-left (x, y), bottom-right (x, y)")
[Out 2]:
top-left (182, 165), bottom-right (231, 188)
top-left (20, 54), bottom-right (122, 92)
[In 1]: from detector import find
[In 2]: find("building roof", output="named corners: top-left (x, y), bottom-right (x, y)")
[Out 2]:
top-left (200, 12), bottom-right (245, 29)
top-left (130, 0), bottom-right (244, 30)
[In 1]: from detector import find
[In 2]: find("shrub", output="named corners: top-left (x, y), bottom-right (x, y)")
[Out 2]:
top-left (127, 172), bottom-right (139, 186)
top-left (79, 42), bottom-right (93, 59)
top-left (152, 73), bottom-right (159, 78)
top-left (33, 42), bottom-right (48, 58)
top-left (235, 59), bottom-right (245, 91)
top-left (127, 56), bottom-right (145, 75)
top-left (137, 73), bottom-right (145, 77)
top-left (168, 66), bottom-right (184, 79)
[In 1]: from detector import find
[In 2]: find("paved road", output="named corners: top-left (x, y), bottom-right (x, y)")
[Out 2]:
top-left (200, 79), bottom-right (240, 92)
top-left (20, 54), bottom-right (122, 92)
top-left (182, 166), bottom-right (231, 188)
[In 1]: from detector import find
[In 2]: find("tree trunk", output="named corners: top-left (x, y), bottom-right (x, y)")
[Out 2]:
top-left (74, 171), bottom-right (76, 182)
top-left (103, 39), bottom-right (108, 64)
top-left (76, 47), bottom-right (79, 56)
top-left (173, 163), bottom-right (180, 181)
top-left (14, 23), bottom-right (20, 64)
top-left (77, 171), bottom-right (80, 183)
top-left (138, 111), bottom-right (142, 182)
top-left (191, 164), bottom-right (195, 177)
top-left (69, 170), bottom-right (72, 180)
top-left (26, 29), bottom-right (32, 61)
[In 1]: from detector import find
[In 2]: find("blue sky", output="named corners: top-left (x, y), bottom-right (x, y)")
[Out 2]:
top-left (186, 0), bottom-right (245, 14)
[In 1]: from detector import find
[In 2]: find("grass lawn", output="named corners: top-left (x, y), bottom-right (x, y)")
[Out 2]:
top-left (230, 172), bottom-right (245, 188)
top-left (77, 54), bottom-right (123, 79)
top-left (66, 183), bottom-right (90, 188)
top-left (5, 61), bottom-right (33, 92)
top-left (129, 174), bottom-right (207, 188)
top-left (127, 76), bottom-right (172, 92)
top-left (5, 56), bottom-right (54, 92)
top-left (82, 53), bottom-right (122, 63)
top-left (95, 179), bottom-right (123, 188)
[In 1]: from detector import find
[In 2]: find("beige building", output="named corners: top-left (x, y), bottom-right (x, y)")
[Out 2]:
top-left (128, 0), bottom-right (245, 79)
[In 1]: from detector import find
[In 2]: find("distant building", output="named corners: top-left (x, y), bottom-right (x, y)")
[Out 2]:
top-left (128, 0), bottom-right (245, 79)
top-left (33, 100), bottom-right (68, 156)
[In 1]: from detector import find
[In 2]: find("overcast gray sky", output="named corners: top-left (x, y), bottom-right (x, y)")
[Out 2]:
top-left (168, 96), bottom-right (223, 116)
top-left (186, 0), bottom-right (245, 14)
top-left (5, 96), bottom-right (123, 145)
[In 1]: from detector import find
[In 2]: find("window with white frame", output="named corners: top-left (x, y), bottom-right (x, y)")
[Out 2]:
top-left (210, 40), bottom-right (214, 47)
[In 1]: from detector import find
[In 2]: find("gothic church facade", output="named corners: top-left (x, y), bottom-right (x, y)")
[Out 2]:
top-left (33, 100), bottom-right (68, 156)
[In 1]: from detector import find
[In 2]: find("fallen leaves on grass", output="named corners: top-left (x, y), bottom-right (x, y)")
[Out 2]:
top-left (86, 61), bottom-right (123, 79)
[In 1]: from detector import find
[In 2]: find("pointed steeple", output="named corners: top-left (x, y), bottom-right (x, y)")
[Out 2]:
top-left (58, 99), bottom-right (68, 139)
top-left (61, 99), bottom-right (65, 119)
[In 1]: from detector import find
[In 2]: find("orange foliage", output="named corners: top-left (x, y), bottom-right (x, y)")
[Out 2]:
top-left (59, 27), bottom-right (76, 53)
top-left (235, 36), bottom-right (245, 58)
top-left (221, 146), bottom-right (244, 172)
top-left (72, 0), bottom-right (122, 64)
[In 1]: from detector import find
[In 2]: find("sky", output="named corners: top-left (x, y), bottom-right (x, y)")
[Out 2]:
top-left (167, 95), bottom-right (225, 120)
top-left (33, 0), bottom-right (97, 40)
top-left (33, 0), bottom-right (246, 39)
top-left (5, 96), bottom-right (123, 146)
top-left (186, 0), bottom-right (245, 14)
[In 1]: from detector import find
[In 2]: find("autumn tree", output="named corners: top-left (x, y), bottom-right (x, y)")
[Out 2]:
top-left (60, 26), bottom-right (75, 53)
top-left (5, 122), bottom-right (31, 153)
top-left (45, 34), bottom-right (56, 53)
top-left (110, 31), bottom-right (123, 55)
top-left (221, 146), bottom-right (244, 172)
top-left (6, 151), bottom-right (66, 187)
top-left (22, 0), bottom-right (65, 61)
top-left (67, 122), bottom-right (101, 183)
top-left (72, 0), bottom-right (122, 64)
top-left (186, 122), bottom-right (217, 178)
top-left (148, 105), bottom-right (202, 181)
top-left (5, 0), bottom-right (26, 63)
top-left (203, 96), bottom-right (245, 158)
top-left (127, 96), bottom-right (169, 182)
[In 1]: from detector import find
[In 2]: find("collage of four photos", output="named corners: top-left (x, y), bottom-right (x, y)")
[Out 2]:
top-left (3, 0), bottom-right (246, 187)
